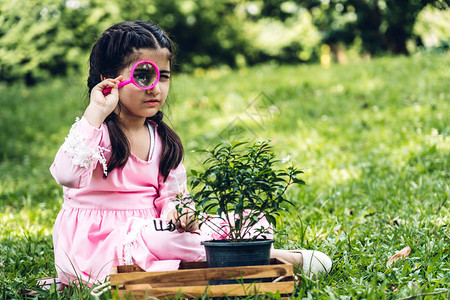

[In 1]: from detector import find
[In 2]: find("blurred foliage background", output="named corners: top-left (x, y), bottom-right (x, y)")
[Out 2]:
top-left (0, 0), bottom-right (449, 84)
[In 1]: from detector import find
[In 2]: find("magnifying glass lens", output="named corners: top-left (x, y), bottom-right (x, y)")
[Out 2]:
top-left (133, 62), bottom-right (158, 88)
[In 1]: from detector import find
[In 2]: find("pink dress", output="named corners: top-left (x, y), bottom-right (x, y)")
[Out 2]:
top-left (50, 117), bottom-right (271, 285)
top-left (50, 117), bottom-right (207, 285)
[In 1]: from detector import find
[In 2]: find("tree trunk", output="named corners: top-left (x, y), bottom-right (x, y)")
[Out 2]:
top-left (385, 25), bottom-right (409, 55)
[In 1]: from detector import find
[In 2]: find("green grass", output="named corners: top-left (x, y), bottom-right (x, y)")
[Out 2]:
top-left (0, 52), bottom-right (449, 299)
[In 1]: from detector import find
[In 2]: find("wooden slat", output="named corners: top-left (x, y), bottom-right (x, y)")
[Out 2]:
top-left (179, 261), bottom-right (208, 269)
top-left (110, 264), bottom-right (292, 286)
top-left (116, 264), bottom-right (145, 273)
top-left (116, 258), bottom-right (286, 272)
top-left (149, 280), bottom-right (209, 287)
top-left (116, 281), bottom-right (295, 298)
top-left (124, 284), bottom-right (152, 290)
top-left (179, 258), bottom-right (286, 269)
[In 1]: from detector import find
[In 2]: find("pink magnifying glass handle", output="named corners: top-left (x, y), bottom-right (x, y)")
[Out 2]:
top-left (102, 79), bottom-right (131, 95)
top-left (102, 60), bottom-right (160, 95)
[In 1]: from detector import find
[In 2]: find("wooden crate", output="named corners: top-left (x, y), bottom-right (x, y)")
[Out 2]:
top-left (110, 258), bottom-right (295, 298)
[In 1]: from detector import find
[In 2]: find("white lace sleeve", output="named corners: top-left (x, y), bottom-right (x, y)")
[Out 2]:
top-left (61, 118), bottom-right (110, 176)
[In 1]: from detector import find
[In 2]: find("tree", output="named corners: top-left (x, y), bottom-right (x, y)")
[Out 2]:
top-left (0, 0), bottom-right (248, 82)
top-left (264, 0), bottom-right (448, 56)
top-left (0, 0), bottom-right (119, 84)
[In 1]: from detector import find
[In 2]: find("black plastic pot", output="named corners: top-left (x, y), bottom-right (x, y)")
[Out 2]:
top-left (201, 239), bottom-right (274, 284)
top-left (202, 239), bottom-right (274, 268)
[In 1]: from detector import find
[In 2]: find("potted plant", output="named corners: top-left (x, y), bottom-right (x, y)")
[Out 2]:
top-left (177, 140), bottom-right (305, 269)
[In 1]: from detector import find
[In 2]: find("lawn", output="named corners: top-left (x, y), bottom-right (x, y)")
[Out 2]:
top-left (0, 52), bottom-right (448, 299)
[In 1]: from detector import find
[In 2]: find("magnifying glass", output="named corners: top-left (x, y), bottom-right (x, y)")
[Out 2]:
top-left (103, 60), bottom-right (160, 94)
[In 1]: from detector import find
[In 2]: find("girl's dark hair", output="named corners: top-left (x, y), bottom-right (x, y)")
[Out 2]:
top-left (87, 21), bottom-right (183, 181)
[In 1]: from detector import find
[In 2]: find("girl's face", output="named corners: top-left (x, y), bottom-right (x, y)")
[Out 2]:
top-left (116, 48), bottom-right (171, 121)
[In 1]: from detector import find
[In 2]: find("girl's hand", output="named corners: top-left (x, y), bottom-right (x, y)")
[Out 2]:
top-left (84, 76), bottom-right (123, 128)
top-left (166, 208), bottom-right (199, 233)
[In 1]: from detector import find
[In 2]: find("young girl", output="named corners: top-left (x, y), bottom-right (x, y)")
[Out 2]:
top-left (50, 21), bottom-right (331, 285)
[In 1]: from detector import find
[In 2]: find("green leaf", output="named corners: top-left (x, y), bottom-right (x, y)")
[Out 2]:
top-left (265, 214), bottom-right (276, 226)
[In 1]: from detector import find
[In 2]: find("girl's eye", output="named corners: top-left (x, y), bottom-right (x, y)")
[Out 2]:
top-left (135, 73), bottom-right (150, 83)
top-left (133, 69), bottom-right (158, 88)
top-left (160, 70), bottom-right (171, 81)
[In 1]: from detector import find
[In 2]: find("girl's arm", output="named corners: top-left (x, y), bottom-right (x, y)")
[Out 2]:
top-left (50, 77), bottom-right (122, 188)
top-left (50, 117), bottom-right (108, 189)
top-left (154, 163), bottom-right (198, 231)
top-left (155, 162), bottom-right (188, 217)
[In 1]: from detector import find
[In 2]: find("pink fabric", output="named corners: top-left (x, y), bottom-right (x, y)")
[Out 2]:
top-left (50, 117), bottom-right (271, 285)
